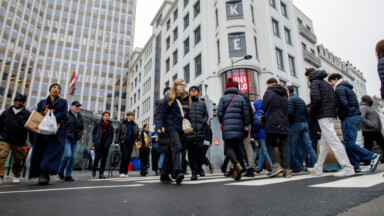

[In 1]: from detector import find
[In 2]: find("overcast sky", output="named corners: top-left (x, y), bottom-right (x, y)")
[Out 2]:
top-left (134, 0), bottom-right (384, 97)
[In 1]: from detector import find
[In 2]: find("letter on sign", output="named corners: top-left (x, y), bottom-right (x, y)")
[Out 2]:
top-left (226, 1), bottom-right (243, 20)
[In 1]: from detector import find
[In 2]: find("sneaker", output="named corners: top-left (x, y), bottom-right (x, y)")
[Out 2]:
top-left (120, 174), bottom-right (125, 178)
top-left (209, 164), bottom-right (215, 174)
top-left (38, 173), bottom-right (50, 185)
top-left (334, 168), bottom-right (355, 177)
top-left (260, 170), bottom-right (269, 175)
top-left (244, 168), bottom-right (255, 177)
top-left (283, 169), bottom-right (292, 178)
top-left (13, 177), bottom-right (21, 183)
top-left (198, 170), bottom-right (205, 177)
top-left (370, 154), bottom-right (381, 173)
top-left (160, 174), bottom-right (173, 183)
top-left (64, 176), bottom-right (75, 181)
top-left (154, 170), bottom-right (159, 176)
top-left (308, 167), bottom-right (323, 176)
top-left (176, 173), bottom-right (184, 184)
top-left (224, 169), bottom-right (233, 177)
top-left (58, 172), bottom-right (65, 181)
top-left (269, 164), bottom-right (283, 177)
top-left (354, 169), bottom-right (364, 176)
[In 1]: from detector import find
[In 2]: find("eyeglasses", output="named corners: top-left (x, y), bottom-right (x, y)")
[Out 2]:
top-left (179, 84), bottom-right (186, 87)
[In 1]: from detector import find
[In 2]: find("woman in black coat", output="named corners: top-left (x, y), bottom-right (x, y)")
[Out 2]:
top-left (262, 78), bottom-right (291, 178)
top-left (29, 84), bottom-right (68, 185)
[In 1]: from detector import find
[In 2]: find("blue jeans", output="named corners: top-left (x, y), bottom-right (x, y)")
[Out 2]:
top-left (159, 153), bottom-right (165, 169)
top-left (255, 139), bottom-right (272, 171)
top-left (289, 122), bottom-right (317, 170)
top-left (58, 138), bottom-right (79, 177)
top-left (341, 115), bottom-right (374, 170)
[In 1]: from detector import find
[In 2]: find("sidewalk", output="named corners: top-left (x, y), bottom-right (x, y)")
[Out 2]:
top-left (337, 195), bottom-right (384, 216)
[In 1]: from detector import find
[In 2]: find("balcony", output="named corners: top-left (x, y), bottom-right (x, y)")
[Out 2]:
top-left (303, 49), bottom-right (321, 68)
top-left (299, 25), bottom-right (317, 44)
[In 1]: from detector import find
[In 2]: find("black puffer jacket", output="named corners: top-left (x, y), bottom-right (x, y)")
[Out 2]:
top-left (0, 106), bottom-right (32, 146)
top-left (238, 92), bottom-right (254, 126)
top-left (378, 57), bottom-right (384, 99)
top-left (218, 88), bottom-right (249, 141)
top-left (309, 70), bottom-right (337, 119)
top-left (154, 98), bottom-right (164, 125)
top-left (262, 83), bottom-right (289, 135)
top-left (185, 97), bottom-right (208, 141)
top-left (65, 111), bottom-right (84, 141)
top-left (288, 93), bottom-right (308, 124)
top-left (334, 80), bottom-right (361, 120)
top-left (92, 121), bottom-right (114, 148)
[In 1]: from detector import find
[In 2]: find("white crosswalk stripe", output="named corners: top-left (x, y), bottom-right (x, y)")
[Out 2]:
top-left (309, 172), bottom-right (384, 188)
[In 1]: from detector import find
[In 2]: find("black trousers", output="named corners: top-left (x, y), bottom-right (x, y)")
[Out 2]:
top-left (161, 130), bottom-right (183, 175)
top-left (93, 147), bottom-right (109, 175)
top-left (224, 139), bottom-right (243, 166)
top-left (119, 140), bottom-right (134, 174)
top-left (362, 131), bottom-right (384, 156)
top-left (266, 133), bottom-right (290, 169)
top-left (186, 139), bottom-right (204, 173)
top-left (140, 148), bottom-right (150, 173)
top-left (151, 145), bottom-right (159, 171)
top-left (202, 145), bottom-right (211, 166)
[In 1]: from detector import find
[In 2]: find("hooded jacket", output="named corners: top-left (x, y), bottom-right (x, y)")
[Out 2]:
top-left (252, 100), bottom-right (266, 139)
top-left (262, 83), bottom-right (290, 135)
top-left (334, 80), bottom-right (361, 120)
top-left (218, 87), bottom-right (249, 141)
top-left (185, 96), bottom-right (208, 141)
top-left (360, 101), bottom-right (382, 132)
top-left (288, 93), bottom-right (309, 124)
top-left (309, 70), bottom-right (337, 119)
top-left (238, 91), bottom-right (254, 126)
top-left (378, 57), bottom-right (384, 99)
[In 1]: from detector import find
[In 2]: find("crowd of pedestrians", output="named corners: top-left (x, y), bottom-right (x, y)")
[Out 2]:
top-left (1, 41), bottom-right (384, 185)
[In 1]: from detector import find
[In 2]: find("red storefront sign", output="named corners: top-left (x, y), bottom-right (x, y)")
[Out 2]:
top-left (214, 140), bottom-right (220, 145)
top-left (229, 72), bottom-right (252, 93)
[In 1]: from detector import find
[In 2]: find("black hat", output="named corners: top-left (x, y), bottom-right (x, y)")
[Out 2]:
top-left (49, 83), bottom-right (61, 91)
top-left (189, 86), bottom-right (199, 92)
top-left (14, 94), bottom-right (26, 103)
top-left (163, 87), bottom-right (171, 96)
top-left (71, 101), bottom-right (82, 106)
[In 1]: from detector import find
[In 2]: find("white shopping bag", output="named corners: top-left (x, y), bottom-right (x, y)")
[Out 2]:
top-left (25, 147), bottom-right (32, 169)
top-left (38, 110), bottom-right (58, 135)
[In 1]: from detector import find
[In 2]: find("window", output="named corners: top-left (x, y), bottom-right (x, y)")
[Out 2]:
top-left (165, 81), bottom-right (170, 87)
top-left (166, 19), bottom-right (171, 30)
top-left (173, 9), bottom-right (178, 21)
top-left (272, 19), bottom-right (279, 37)
top-left (254, 36), bottom-right (259, 60)
top-left (138, 89), bottom-right (141, 100)
top-left (306, 25), bottom-right (311, 31)
top-left (134, 93), bottom-right (136, 103)
top-left (194, 26), bottom-right (201, 45)
top-left (217, 39), bottom-right (221, 63)
top-left (166, 58), bottom-right (170, 72)
top-left (284, 27), bottom-right (291, 44)
top-left (311, 49), bottom-right (315, 55)
top-left (288, 55), bottom-right (296, 77)
top-left (215, 9), bottom-right (219, 27)
top-left (184, 13), bottom-right (189, 29)
top-left (293, 86), bottom-right (299, 96)
top-left (166, 36), bottom-right (170, 49)
top-left (281, 2), bottom-right (288, 17)
top-left (172, 74), bottom-right (178, 81)
top-left (184, 64), bottom-right (190, 84)
top-left (184, 0), bottom-right (189, 7)
top-left (156, 14), bottom-right (162, 27)
top-left (297, 18), bottom-right (303, 26)
top-left (194, 0), bottom-right (200, 17)
top-left (302, 43), bottom-right (307, 51)
top-left (251, 5), bottom-right (255, 24)
top-left (137, 106), bottom-right (140, 118)
top-left (195, 54), bottom-right (202, 77)
top-left (173, 27), bottom-right (178, 41)
top-left (276, 48), bottom-right (284, 70)
top-left (184, 37), bottom-right (190, 54)
top-left (269, 0), bottom-right (276, 8)
top-left (280, 79), bottom-right (287, 86)
top-left (173, 50), bottom-right (178, 65)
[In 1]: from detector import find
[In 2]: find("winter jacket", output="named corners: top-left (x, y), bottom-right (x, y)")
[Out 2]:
top-left (288, 93), bottom-right (309, 124)
top-left (238, 91), bottom-right (254, 126)
top-left (154, 98), bottom-right (164, 125)
top-left (334, 80), bottom-right (361, 120)
top-left (262, 83), bottom-right (290, 136)
top-left (378, 57), bottom-right (384, 99)
top-left (252, 100), bottom-right (266, 139)
top-left (114, 119), bottom-right (139, 144)
top-left (0, 106), bottom-right (32, 146)
top-left (37, 96), bottom-right (68, 124)
top-left (185, 96), bottom-right (208, 141)
top-left (65, 111), bottom-right (84, 141)
top-left (308, 111), bottom-right (321, 139)
top-left (218, 87), bottom-right (249, 141)
top-left (309, 70), bottom-right (337, 120)
top-left (204, 124), bottom-right (213, 143)
top-left (92, 120), bottom-right (114, 148)
top-left (156, 94), bottom-right (191, 133)
top-left (360, 101), bottom-right (382, 132)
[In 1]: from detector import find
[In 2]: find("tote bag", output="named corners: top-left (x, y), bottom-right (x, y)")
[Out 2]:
top-left (176, 99), bottom-right (193, 134)
top-left (38, 110), bottom-right (58, 135)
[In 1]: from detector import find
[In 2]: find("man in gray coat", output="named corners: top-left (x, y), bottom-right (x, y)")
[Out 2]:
top-left (360, 95), bottom-right (384, 163)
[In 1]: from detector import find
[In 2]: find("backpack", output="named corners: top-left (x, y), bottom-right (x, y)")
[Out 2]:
top-left (110, 148), bottom-right (120, 167)
top-left (254, 111), bottom-right (265, 129)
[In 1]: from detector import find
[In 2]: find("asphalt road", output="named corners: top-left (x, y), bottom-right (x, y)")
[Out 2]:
top-left (0, 165), bottom-right (383, 216)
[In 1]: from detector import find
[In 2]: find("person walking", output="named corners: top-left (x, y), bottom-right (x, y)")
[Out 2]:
top-left (262, 78), bottom-right (291, 178)
top-left (305, 69), bottom-right (355, 177)
top-left (29, 84), bottom-right (68, 185)
top-left (360, 95), bottom-right (384, 163)
top-left (139, 124), bottom-right (152, 176)
top-left (82, 146), bottom-right (90, 171)
top-left (252, 99), bottom-right (273, 175)
top-left (376, 40), bottom-right (384, 99)
top-left (91, 111), bottom-right (114, 179)
top-left (0, 94), bottom-right (32, 184)
top-left (89, 146), bottom-right (96, 170)
top-left (151, 131), bottom-right (160, 176)
top-left (202, 123), bottom-right (214, 174)
top-left (115, 111), bottom-right (140, 178)
top-left (307, 104), bottom-right (321, 154)
top-left (156, 79), bottom-right (192, 184)
top-left (185, 86), bottom-right (208, 180)
top-left (57, 101), bottom-right (84, 181)
top-left (328, 74), bottom-right (381, 174)
top-left (218, 78), bottom-right (249, 181)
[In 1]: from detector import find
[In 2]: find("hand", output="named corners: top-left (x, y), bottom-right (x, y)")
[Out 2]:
top-left (157, 129), bottom-right (162, 134)
top-left (244, 126), bottom-right (249, 131)
top-left (43, 105), bottom-right (49, 115)
top-left (57, 123), bottom-right (60, 130)
top-left (251, 138), bottom-right (255, 142)
top-left (155, 138), bottom-right (158, 142)
top-left (162, 127), bottom-right (165, 133)
top-left (317, 132), bottom-right (321, 135)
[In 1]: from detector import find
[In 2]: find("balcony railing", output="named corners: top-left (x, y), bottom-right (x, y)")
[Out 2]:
top-left (299, 25), bottom-right (317, 44)
top-left (303, 49), bottom-right (321, 68)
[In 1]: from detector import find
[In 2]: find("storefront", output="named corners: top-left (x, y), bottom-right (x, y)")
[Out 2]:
top-left (222, 68), bottom-right (259, 101)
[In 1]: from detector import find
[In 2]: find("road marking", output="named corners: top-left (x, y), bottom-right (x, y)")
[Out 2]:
top-left (0, 184), bottom-right (144, 194)
top-left (309, 172), bottom-right (384, 188)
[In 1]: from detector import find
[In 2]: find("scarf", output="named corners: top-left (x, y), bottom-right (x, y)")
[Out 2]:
top-left (101, 121), bottom-right (110, 132)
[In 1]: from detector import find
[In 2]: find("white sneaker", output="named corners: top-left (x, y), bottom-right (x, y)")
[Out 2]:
top-left (13, 177), bottom-right (20, 183)
top-left (260, 170), bottom-right (269, 175)
top-left (308, 167), bottom-right (323, 176)
top-left (334, 168), bottom-right (355, 177)
top-left (123, 174), bottom-right (128, 178)
top-left (120, 174), bottom-right (125, 178)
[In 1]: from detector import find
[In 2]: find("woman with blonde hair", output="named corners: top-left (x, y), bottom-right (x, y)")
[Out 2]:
top-left (376, 40), bottom-right (384, 99)
top-left (156, 79), bottom-right (192, 184)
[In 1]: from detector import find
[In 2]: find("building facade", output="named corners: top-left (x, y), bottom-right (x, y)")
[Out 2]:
top-left (0, 0), bottom-right (136, 120)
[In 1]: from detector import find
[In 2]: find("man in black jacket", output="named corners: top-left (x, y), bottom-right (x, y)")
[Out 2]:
top-left (328, 73), bottom-right (381, 174)
top-left (305, 69), bottom-right (354, 177)
top-left (307, 104), bottom-right (321, 154)
top-left (115, 111), bottom-right (140, 178)
top-left (185, 86), bottom-right (208, 180)
top-left (58, 101), bottom-right (84, 181)
top-left (0, 94), bottom-right (31, 184)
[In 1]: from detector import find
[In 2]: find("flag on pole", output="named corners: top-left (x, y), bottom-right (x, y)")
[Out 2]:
top-left (69, 71), bottom-right (76, 95)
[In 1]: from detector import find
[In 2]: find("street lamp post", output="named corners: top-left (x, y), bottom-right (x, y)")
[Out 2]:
top-left (231, 55), bottom-right (252, 74)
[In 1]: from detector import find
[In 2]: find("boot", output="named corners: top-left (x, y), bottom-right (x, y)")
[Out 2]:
top-left (283, 169), bottom-right (292, 178)
top-left (99, 174), bottom-right (107, 179)
top-left (233, 163), bottom-right (244, 181)
top-left (38, 172), bottom-right (50, 185)
top-left (224, 168), bottom-right (233, 177)
top-left (269, 163), bottom-right (283, 177)
top-left (191, 171), bottom-right (198, 181)
top-left (199, 170), bottom-right (205, 177)
top-left (58, 172), bottom-right (65, 181)
top-left (160, 174), bottom-right (172, 183)
top-left (244, 168), bottom-right (255, 177)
